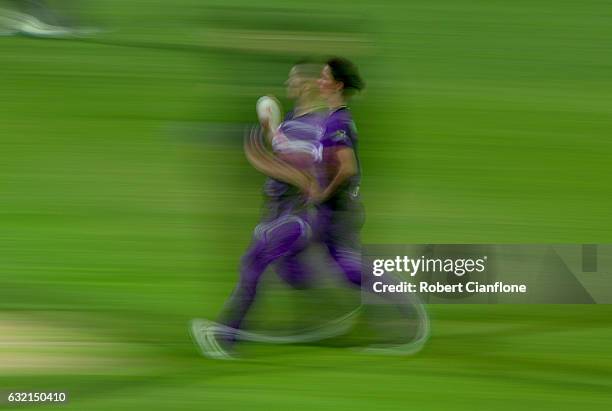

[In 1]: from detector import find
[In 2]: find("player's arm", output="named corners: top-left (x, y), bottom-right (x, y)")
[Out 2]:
top-left (314, 146), bottom-right (358, 203)
top-left (244, 127), bottom-right (316, 194)
top-left (312, 117), bottom-right (358, 203)
top-left (245, 142), bottom-right (312, 192)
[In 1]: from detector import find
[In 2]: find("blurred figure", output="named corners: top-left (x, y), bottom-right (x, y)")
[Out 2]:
top-left (191, 58), bottom-right (429, 359)
top-left (190, 61), bottom-right (328, 359)
top-left (189, 58), bottom-right (431, 360)
top-left (0, 0), bottom-right (94, 37)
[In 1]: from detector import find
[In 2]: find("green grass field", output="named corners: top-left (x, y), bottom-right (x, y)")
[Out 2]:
top-left (1, 1), bottom-right (611, 409)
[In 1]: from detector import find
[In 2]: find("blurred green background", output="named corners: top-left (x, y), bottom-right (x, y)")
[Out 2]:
top-left (1, 0), bottom-right (611, 410)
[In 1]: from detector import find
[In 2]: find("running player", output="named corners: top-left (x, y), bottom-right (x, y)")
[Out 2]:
top-left (190, 62), bottom-right (327, 359)
top-left (191, 59), bottom-right (429, 358)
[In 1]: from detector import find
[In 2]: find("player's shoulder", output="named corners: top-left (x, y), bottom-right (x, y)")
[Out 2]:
top-left (322, 108), bottom-right (357, 146)
top-left (326, 106), bottom-right (356, 132)
top-left (326, 106), bottom-right (353, 124)
top-left (325, 106), bottom-right (357, 139)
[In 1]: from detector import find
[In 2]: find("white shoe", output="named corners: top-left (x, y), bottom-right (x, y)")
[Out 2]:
top-left (189, 319), bottom-right (236, 360)
top-left (0, 8), bottom-right (90, 38)
top-left (18, 15), bottom-right (72, 38)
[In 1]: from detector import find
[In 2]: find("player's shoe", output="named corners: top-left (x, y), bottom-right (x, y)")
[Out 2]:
top-left (189, 319), bottom-right (237, 360)
top-left (18, 16), bottom-right (72, 38)
top-left (0, 8), bottom-right (99, 38)
top-left (0, 9), bottom-right (70, 38)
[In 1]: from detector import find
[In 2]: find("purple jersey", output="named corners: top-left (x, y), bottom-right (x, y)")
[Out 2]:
top-left (263, 109), bottom-right (326, 198)
top-left (318, 107), bottom-right (361, 202)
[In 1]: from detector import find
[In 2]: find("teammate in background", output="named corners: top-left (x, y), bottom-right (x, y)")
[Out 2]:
top-left (0, 0), bottom-right (94, 37)
top-left (190, 62), bottom-right (327, 359)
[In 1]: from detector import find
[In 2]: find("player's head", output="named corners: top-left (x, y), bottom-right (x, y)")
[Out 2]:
top-left (286, 60), bottom-right (321, 100)
top-left (318, 57), bottom-right (364, 101)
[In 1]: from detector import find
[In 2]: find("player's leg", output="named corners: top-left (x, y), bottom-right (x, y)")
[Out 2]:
top-left (323, 203), bottom-right (414, 295)
top-left (319, 201), bottom-right (366, 287)
top-left (191, 213), bottom-right (312, 359)
top-left (274, 253), bottom-right (311, 289)
top-left (322, 203), bottom-right (431, 353)
top-left (273, 203), bottom-right (319, 289)
top-left (217, 214), bottom-right (311, 331)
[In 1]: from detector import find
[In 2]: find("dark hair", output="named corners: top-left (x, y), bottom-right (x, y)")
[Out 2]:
top-left (326, 57), bottom-right (365, 96)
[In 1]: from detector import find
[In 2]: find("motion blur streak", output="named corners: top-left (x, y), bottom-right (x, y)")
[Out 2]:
top-left (1, 1), bottom-right (611, 410)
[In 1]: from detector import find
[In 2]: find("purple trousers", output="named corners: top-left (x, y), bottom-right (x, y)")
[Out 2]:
top-left (218, 197), bottom-right (365, 331)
